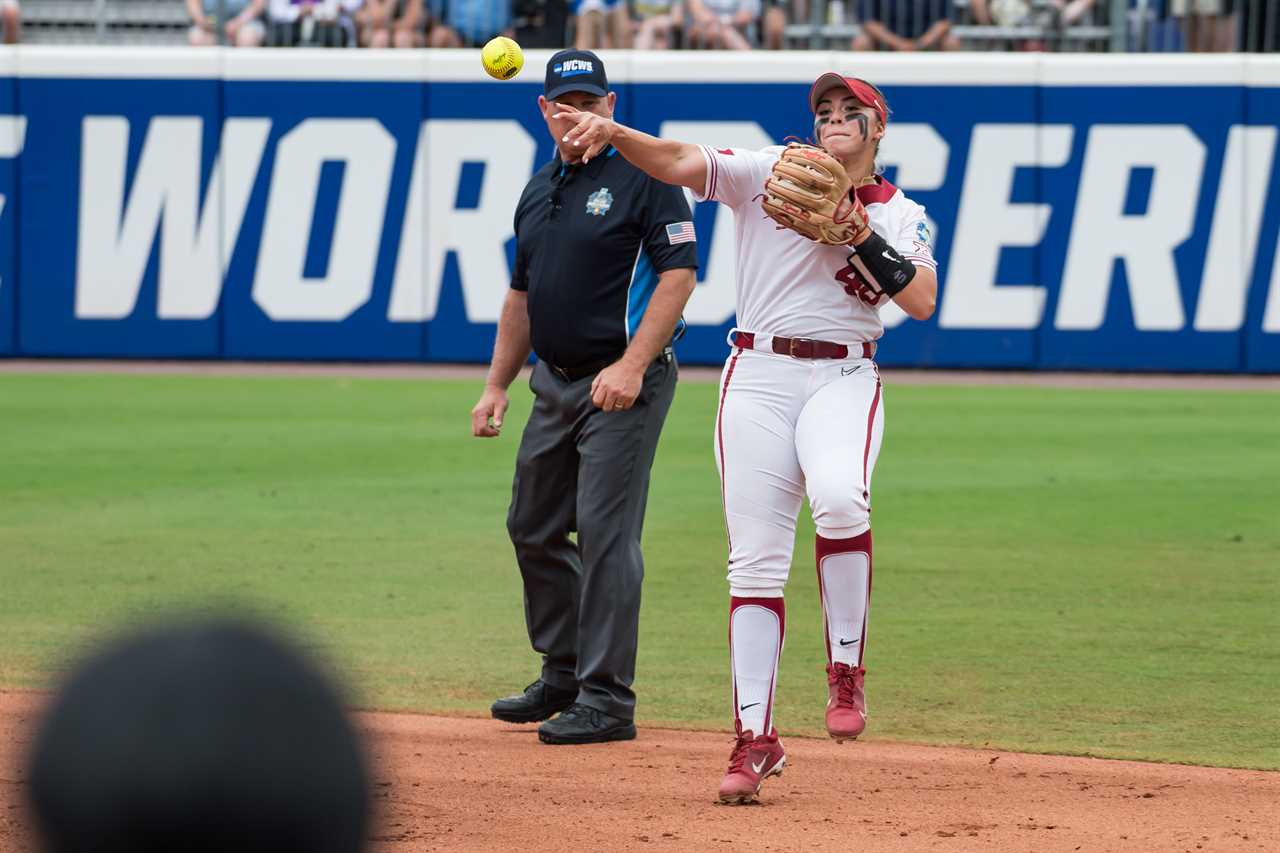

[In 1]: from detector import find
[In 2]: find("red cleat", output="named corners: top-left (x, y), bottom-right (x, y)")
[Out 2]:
top-left (826, 662), bottom-right (867, 742)
top-left (717, 722), bottom-right (786, 805)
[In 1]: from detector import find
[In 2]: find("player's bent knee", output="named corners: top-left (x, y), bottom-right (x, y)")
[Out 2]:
top-left (726, 564), bottom-right (789, 598)
top-left (810, 495), bottom-right (870, 539)
top-left (808, 481), bottom-right (869, 533)
top-left (815, 519), bottom-right (870, 540)
top-left (813, 502), bottom-right (870, 538)
top-left (728, 580), bottom-right (785, 599)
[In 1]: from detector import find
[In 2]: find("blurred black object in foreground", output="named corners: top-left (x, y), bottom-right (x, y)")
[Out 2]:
top-left (27, 618), bottom-right (370, 853)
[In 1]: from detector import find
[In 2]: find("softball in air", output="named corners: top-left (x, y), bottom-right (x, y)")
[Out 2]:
top-left (481, 36), bottom-right (524, 81)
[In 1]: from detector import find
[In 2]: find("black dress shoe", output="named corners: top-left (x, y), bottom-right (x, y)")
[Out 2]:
top-left (537, 703), bottom-right (637, 745)
top-left (490, 680), bottom-right (577, 723)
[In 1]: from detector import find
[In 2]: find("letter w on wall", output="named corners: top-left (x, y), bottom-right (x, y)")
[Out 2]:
top-left (76, 116), bottom-right (269, 320)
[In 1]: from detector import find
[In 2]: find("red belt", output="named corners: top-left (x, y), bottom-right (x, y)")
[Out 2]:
top-left (733, 332), bottom-right (874, 360)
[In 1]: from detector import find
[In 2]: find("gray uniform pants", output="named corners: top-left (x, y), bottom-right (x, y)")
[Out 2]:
top-left (506, 354), bottom-right (677, 721)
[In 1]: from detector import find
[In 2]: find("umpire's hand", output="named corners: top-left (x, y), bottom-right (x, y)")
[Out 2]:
top-left (592, 360), bottom-right (644, 412)
top-left (471, 386), bottom-right (509, 437)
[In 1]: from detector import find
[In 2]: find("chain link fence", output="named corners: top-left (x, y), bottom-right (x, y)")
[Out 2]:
top-left (11, 0), bottom-right (1279, 49)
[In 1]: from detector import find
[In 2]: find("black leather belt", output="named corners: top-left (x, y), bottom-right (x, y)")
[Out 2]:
top-left (545, 347), bottom-right (673, 383)
top-left (547, 357), bottom-right (616, 383)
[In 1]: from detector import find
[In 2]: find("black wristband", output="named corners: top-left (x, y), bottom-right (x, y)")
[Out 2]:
top-left (851, 230), bottom-right (917, 299)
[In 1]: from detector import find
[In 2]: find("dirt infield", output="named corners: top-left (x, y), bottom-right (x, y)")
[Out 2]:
top-left (2, 358), bottom-right (1279, 390)
top-left (2, 692), bottom-right (1275, 853)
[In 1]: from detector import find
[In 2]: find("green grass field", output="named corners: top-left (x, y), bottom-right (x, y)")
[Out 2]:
top-left (1, 371), bottom-right (1277, 770)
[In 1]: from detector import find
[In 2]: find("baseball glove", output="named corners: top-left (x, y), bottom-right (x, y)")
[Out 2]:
top-left (760, 142), bottom-right (872, 246)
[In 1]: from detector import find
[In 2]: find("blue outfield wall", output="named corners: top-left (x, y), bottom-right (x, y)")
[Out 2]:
top-left (0, 48), bottom-right (1278, 371)
top-left (0, 55), bottom-right (15, 356)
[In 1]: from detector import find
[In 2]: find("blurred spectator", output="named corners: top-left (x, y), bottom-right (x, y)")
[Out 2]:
top-left (512, 0), bottom-right (570, 46)
top-left (757, 0), bottom-right (808, 49)
top-left (1169, 0), bottom-right (1233, 50)
top-left (428, 0), bottom-right (513, 46)
top-left (1, 0), bottom-right (19, 44)
top-left (357, 0), bottom-right (426, 45)
top-left (969, 0), bottom-right (1095, 49)
top-left (1048, 0), bottom-right (1097, 26)
top-left (854, 0), bottom-right (959, 50)
top-left (685, 0), bottom-right (759, 49)
top-left (267, 0), bottom-right (362, 45)
top-left (1237, 0), bottom-right (1277, 51)
top-left (632, 0), bottom-right (682, 48)
top-left (762, 0), bottom-right (805, 49)
top-left (1127, 0), bottom-right (1185, 50)
top-left (26, 618), bottom-right (370, 853)
top-left (968, 0), bottom-right (1046, 49)
top-left (572, 0), bottom-right (628, 47)
top-left (188, 0), bottom-right (267, 45)
top-left (969, 0), bottom-right (1028, 28)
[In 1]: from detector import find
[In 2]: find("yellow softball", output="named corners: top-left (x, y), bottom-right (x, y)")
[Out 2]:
top-left (481, 36), bottom-right (524, 81)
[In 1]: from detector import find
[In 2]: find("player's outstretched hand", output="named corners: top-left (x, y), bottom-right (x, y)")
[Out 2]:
top-left (591, 360), bottom-right (643, 412)
top-left (471, 386), bottom-right (509, 437)
top-left (552, 104), bottom-right (616, 164)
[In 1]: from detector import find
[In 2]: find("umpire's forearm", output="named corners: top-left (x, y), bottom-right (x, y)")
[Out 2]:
top-left (621, 269), bottom-right (697, 369)
top-left (485, 289), bottom-right (533, 389)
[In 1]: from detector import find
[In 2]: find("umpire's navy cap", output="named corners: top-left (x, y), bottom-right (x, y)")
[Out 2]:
top-left (545, 49), bottom-right (609, 100)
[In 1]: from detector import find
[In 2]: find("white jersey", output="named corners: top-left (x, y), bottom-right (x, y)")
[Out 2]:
top-left (695, 144), bottom-right (937, 345)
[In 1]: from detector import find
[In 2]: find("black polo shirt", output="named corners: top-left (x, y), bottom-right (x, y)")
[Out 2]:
top-left (510, 146), bottom-right (699, 370)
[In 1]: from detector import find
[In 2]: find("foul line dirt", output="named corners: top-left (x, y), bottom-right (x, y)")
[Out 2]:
top-left (1, 359), bottom-right (1278, 390)
top-left (2, 691), bottom-right (1275, 853)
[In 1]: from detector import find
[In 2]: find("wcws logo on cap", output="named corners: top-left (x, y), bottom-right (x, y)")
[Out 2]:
top-left (555, 59), bottom-right (594, 78)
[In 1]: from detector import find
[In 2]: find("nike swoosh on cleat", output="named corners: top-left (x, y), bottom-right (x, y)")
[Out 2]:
top-left (751, 756), bottom-right (767, 773)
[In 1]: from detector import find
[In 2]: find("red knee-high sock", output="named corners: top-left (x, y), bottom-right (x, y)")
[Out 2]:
top-left (815, 530), bottom-right (873, 668)
top-left (728, 596), bottom-right (785, 737)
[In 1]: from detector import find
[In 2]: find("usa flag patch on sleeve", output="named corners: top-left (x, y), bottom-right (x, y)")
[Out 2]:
top-left (666, 222), bottom-right (696, 245)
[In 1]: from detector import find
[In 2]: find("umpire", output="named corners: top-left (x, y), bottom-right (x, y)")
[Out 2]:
top-left (471, 49), bottom-right (698, 745)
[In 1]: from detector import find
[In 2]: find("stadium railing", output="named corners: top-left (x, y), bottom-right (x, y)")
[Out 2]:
top-left (22, 0), bottom-right (187, 44)
top-left (782, 0), bottom-right (1115, 51)
top-left (13, 0), bottom-right (1279, 50)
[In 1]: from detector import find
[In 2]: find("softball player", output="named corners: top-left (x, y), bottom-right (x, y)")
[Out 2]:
top-left (556, 73), bottom-right (938, 803)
